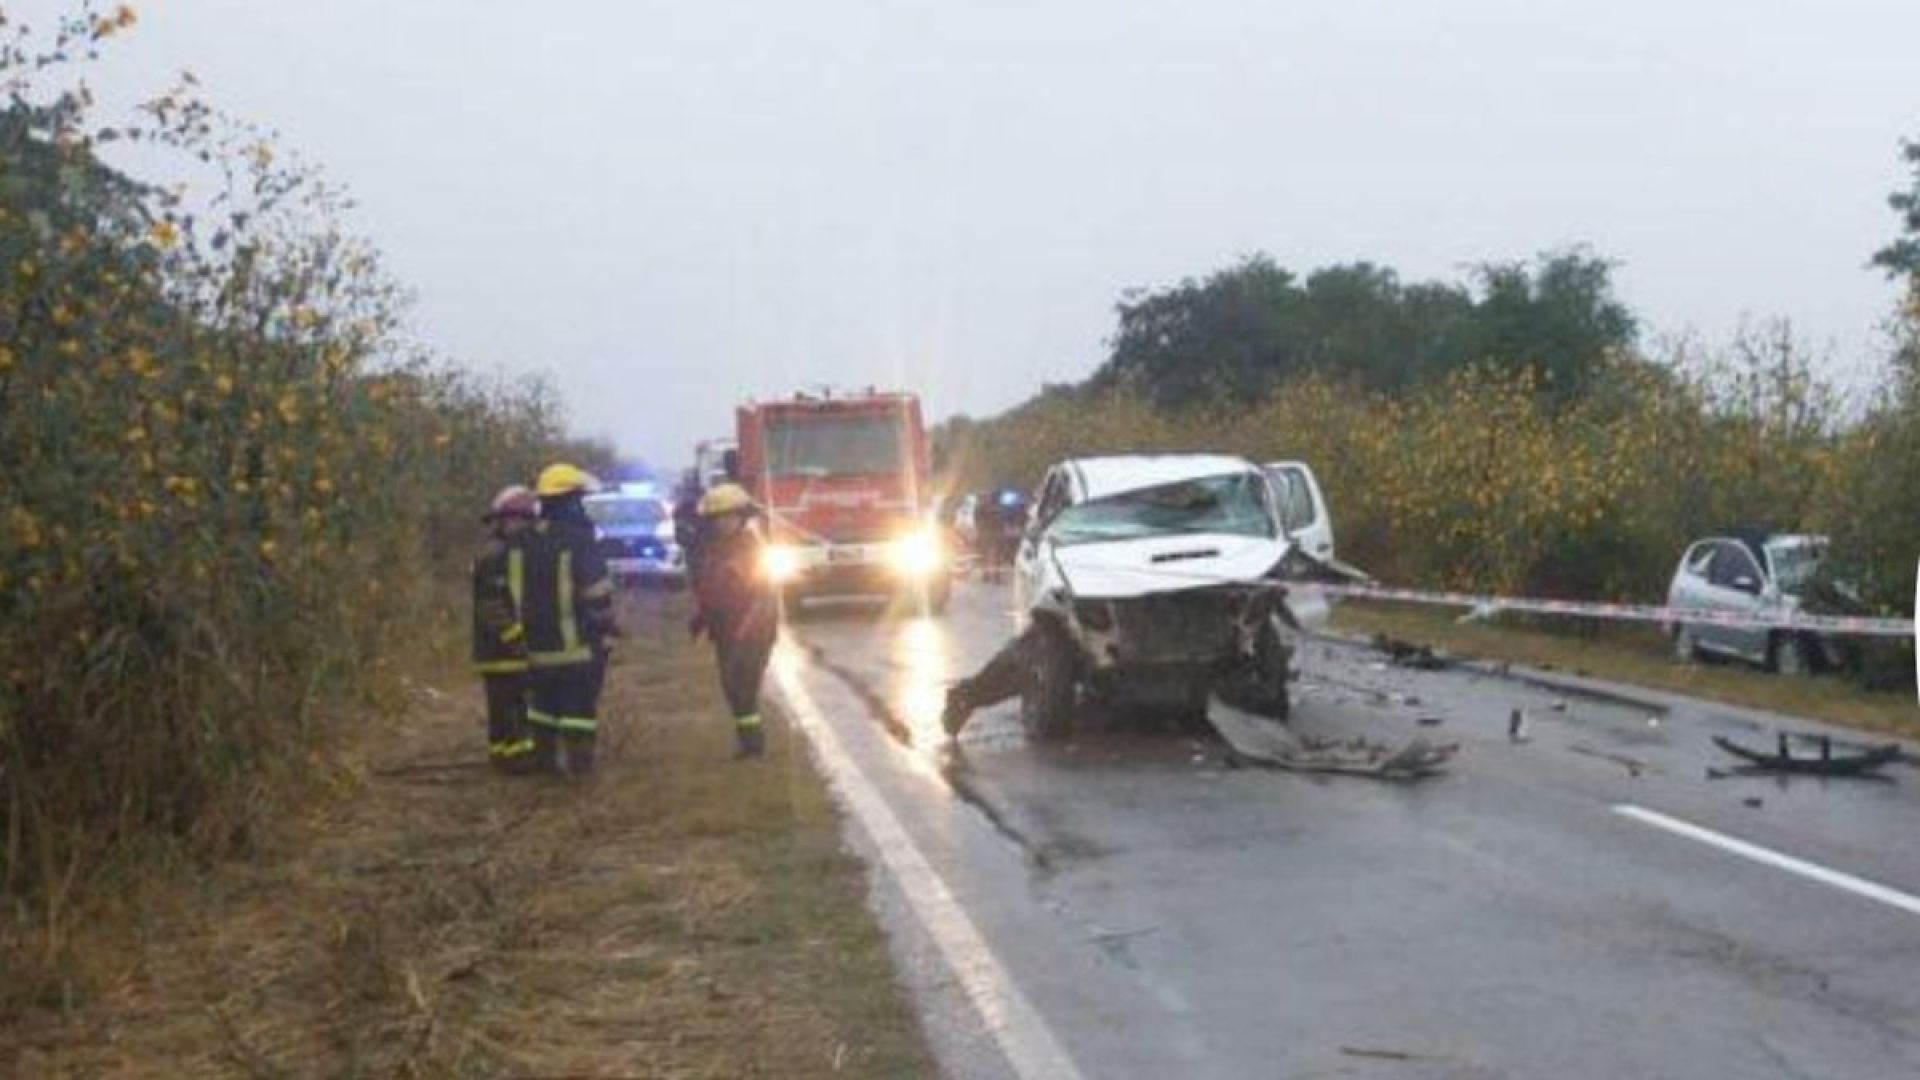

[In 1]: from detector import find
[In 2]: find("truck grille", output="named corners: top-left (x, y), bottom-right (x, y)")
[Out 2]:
top-left (1106, 590), bottom-right (1241, 663)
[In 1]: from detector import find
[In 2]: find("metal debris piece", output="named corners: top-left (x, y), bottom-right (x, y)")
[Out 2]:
top-left (1207, 697), bottom-right (1457, 779)
top-left (1711, 733), bottom-right (1903, 776)
top-left (1508, 708), bottom-right (1529, 742)
top-left (1569, 743), bottom-right (1645, 777)
top-left (1371, 634), bottom-right (1453, 671)
top-left (1417, 715), bottom-right (1444, 727)
top-left (1743, 796), bottom-right (1764, 808)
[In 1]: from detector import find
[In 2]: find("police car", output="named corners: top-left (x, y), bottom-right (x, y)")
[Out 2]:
top-left (585, 483), bottom-right (686, 587)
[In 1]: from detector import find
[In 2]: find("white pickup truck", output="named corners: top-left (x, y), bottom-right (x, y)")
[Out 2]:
top-left (1008, 454), bottom-right (1347, 738)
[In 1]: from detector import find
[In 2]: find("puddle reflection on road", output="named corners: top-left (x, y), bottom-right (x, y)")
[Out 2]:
top-left (892, 617), bottom-right (955, 780)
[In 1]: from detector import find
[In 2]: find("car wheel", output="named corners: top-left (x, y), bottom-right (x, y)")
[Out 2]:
top-left (1020, 623), bottom-right (1077, 742)
top-left (1671, 625), bottom-right (1698, 664)
top-left (1250, 614), bottom-right (1293, 721)
top-left (1769, 633), bottom-right (1812, 677)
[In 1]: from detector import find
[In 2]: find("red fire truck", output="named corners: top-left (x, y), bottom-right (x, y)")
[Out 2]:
top-left (736, 389), bottom-right (950, 613)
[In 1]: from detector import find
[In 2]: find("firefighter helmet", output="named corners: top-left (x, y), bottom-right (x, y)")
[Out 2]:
top-left (536, 463), bottom-right (600, 498)
top-left (697, 482), bottom-right (756, 517)
top-left (485, 484), bottom-right (539, 521)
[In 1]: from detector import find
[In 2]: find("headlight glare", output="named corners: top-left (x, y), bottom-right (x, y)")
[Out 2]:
top-left (762, 544), bottom-right (803, 584)
top-left (887, 529), bottom-right (945, 577)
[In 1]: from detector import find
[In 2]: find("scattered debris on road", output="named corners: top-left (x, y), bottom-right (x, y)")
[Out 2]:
top-left (1569, 743), bottom-right (1646, 778)
top-left (1341, 1045), bottom-right (1424, 1062)
top-left (1711, 733), bottom-right (1904, 777)
top-left (1207, 697), bottom-right (1457, 779)
top-left (1417, 714), bottom-right (1445, 727)
top-left (1371, 634), bottom-right (1454, 671)
top-left (1508, 708), bottom-right (1529, 742)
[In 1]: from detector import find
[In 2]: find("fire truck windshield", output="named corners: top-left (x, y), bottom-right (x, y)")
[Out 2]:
top-left (766, 414), bottom-right (904, 477)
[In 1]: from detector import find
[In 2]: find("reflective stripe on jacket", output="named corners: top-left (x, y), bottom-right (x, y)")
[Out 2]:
top-left (521, 518), bottom-right (616, 667)
top-left (472, 535), bottom-right (529, 673)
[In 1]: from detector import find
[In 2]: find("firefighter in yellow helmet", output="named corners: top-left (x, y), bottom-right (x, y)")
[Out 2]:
top-left (473, 485), bottom-right (538, 771)
top-left (689, 482), bottom-right (777, 758)
top-left (521, 463), bottom-right (620, 775)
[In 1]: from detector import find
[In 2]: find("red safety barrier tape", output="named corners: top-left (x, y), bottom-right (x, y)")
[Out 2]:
top-left (1313, 583), bottom-right (1912, 639)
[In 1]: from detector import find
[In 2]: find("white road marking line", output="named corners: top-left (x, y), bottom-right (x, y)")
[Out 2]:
top-left (773, 652), bottom-right (1085, 1080)
top-left (1614, 804), bottom-right (1920, 918)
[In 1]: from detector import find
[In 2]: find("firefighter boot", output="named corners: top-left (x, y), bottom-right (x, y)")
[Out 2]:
top-left (941, 684), bottom-right (973, 738)
top-left (734, 715), bottom-right (765, 759)
top-left (562, 732), bottom-right (597, 776)
top-left (530, 726), bottom-right (561, 775)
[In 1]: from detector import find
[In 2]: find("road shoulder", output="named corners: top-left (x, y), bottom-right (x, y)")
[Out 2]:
top-left (1, 595), bottom-right (932, 1078)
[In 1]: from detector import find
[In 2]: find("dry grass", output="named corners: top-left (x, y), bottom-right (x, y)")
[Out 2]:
top-left (1333, 600), bottom-right (1920, 740)
top-left (0, 592), bottom-right (932, 1078)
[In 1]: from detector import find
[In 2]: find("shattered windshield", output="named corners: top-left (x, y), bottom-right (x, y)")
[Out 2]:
top-left (1047, 473), bottom-right (1276, 547)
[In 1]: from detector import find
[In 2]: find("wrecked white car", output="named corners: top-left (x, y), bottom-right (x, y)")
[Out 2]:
top-left (1009, 454), bottom-right (1329, 738)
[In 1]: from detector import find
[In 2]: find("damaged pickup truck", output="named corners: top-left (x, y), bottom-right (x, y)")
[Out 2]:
top-left (942, 454), bottom-right (1348, 741)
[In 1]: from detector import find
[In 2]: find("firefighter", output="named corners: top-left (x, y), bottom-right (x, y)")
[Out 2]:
top-left (689, 482), bottom-right (777, 759)
top-left (672, 469), bottom-right (708, 578)
top-left (473, 485), bottom-right (539, 771)
top-left (523, 463), bottom-right (620, 775)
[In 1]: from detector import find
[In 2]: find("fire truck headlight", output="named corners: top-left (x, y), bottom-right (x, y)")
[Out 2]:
top-left (762, 544), bottom-right (803, 584)
top-left (887, 528), bottom-right (945, 578)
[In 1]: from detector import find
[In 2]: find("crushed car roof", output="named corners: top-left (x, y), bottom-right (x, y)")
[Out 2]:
top-left (1066, 454), bottom-right (1261, 502)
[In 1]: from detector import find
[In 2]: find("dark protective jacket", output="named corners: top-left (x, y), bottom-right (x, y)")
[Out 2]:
top-left (522, 514), bottom-right (617, 667)
top-left (694, 528), bottom-right (777, 646)
top-left (471, 533), bottom-right (529, 675)
top-left (674, 488), bottom-right (708, 577)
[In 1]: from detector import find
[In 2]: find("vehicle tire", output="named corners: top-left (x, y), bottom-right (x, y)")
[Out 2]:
top-left (1769, 632), bottom-right (1813, 677)
top-left (1249, 614), bottom-right (1292, 722)
top-left (1671, 625), bottom-right (1698, 664)
top-left (1020, 623), bottom-right (1078, 742)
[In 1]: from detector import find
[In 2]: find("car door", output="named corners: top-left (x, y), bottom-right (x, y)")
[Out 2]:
top-left (1702, 542), bottom-right (1769, 661)
top-left (1263, 461), bottom-right (1334, 562)
top-left (1014, 468), bottom-right (1071, 611)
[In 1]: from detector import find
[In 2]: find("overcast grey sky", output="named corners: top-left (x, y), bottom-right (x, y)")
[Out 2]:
top-left (40, 0), bottom-right (1920, 465)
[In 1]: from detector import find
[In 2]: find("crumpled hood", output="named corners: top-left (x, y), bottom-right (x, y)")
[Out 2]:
top-left (1046, 533), bottom-right (1289, 600)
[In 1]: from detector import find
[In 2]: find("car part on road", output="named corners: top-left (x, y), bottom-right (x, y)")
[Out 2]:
top-left (1710, 733), bottom-right (1903, 776)
top-left (1371, 634), bottom-right (1453, 670)
top-left (1568, 743), bottom-right (1647, 778)
top-left (1206, 697), bottom-right (1458, 779)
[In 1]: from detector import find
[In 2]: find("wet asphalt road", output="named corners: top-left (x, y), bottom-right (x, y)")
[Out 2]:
top-left (773, 581), bottom-right (1920, 1080)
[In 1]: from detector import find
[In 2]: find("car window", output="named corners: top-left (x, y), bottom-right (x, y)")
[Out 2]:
top-left (1707, 543), bottom-right (1760, 588)
top-left (1046, 472), bottom-right (1278, 547)
top-left (1273, 469), bottom-right (1317, 532)
top-left (1765, 541), bottom-right (1822, 593)
top-left (586, 497), bottom-right (666, 527)
top-left (1683, 543), bottom-right (1715, 576)
top-left (1033, 471), bottom-right (1068, 530)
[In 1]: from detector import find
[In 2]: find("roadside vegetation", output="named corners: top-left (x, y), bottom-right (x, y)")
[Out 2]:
top-left (2, 594), bottom-right (932, 1077)
top-left (1, 6), bottom-right (612, 1000)
top-left (941, 147), bottom-right (1920, 701)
